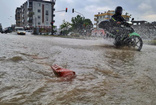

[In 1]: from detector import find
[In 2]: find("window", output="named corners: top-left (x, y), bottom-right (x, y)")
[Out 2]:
top-left (38, 9), bottom-right (41, 13)
top-left (29, 2), bottom-right (32, 7)
top-left (38, 16), bottom-right (40, 19)
top-left (46, 10), bottom-right (49, 15)
top-left (39, 3), bottom-right (41, 7)
top-left (38, 22), bottom-right (41, 25)
top-left (46, 17), bottom-right (48, 21)
top-left (105, 15), bottom-right (108, 18)
top-left (29, 2), bottom-right (32, 5)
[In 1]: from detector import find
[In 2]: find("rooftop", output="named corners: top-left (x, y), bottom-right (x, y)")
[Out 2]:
top-left (94, 10), bottom-right (130, 18)
top-left (28, 0), bottom-right (52, 3)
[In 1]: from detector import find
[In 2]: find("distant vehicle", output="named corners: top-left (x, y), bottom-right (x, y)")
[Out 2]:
top-left (2, 27), bottom-right (12, 34)
top-left (0, 23), bottom-right (2, 33)
top-left (26, 30), bottom-right (33, 33)
top-left (0, 29), bottom-right (3, 33)
top-left (15, 27), bottom-right (26, 35)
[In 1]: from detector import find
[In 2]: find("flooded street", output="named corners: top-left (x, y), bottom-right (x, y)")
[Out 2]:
top-left (0, 33), bottom-right (156, 105)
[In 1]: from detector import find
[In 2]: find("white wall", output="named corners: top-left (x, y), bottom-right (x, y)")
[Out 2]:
top-left (33, 1), bottom-right (52, 27)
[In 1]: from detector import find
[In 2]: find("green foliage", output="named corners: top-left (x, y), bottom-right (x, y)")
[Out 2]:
top-left (60, 20), bottom-right (71, 30)
top-left (71, 15), bottom-right (93, 31)
top-left (59, 15), bottom-right (93, 36)
top-left (83, 19), bottom-right (93, 28)
top-left (60, 20), bottom-right (72, 35)
top-left (71, 15), bottom-right (85, 30)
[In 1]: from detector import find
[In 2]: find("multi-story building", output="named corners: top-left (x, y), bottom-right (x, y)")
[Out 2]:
top-left (94, 10), bottom-right (130, 28)
top-left (15, 7), bottom-right (22, 27)
top-left (15, 0), bottom-right (52, 30)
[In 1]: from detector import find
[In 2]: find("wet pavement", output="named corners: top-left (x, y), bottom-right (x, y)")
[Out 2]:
top-left (0, 33), bottom-right (156, 105)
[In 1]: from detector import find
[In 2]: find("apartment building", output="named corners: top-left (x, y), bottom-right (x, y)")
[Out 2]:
top-left (15, 0), bottom-right (52, 29)
top-left (94, 10), bottom-right (130, 28)
top-left (15, 7), bottom-right (22, 27)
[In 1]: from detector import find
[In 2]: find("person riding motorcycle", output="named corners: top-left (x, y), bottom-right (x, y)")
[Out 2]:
top-left (110, 6), bottom-right (132, 46)
top-left (99, 6), bottom-right (143, 51)
top-left (110, 6), bottom-right (127, 36)
top-left (111, 6), bottom-right (125, 25)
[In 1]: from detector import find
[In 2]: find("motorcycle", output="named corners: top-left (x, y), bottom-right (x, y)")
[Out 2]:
top-left (99, 18), bottom-right (143, 51)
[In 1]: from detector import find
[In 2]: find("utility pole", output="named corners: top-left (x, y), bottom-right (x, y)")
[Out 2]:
top-left (51, 0), bottom-right (56, 35)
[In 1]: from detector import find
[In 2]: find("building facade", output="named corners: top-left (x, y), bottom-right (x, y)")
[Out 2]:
top-left (15, 0), bottom-right (52, 29)
top-left (94, 10), bottom-right (130, 28)
top-left (15, 7), bottom-right (22, 27)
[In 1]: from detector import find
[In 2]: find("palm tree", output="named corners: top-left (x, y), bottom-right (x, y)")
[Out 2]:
top-left (71, 15), bottom-right (93, 35)
top-left (71, 15), bottom-right (85, 30)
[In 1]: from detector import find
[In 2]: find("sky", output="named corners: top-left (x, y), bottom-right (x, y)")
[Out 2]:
top-left (0, 0), bottom-right (156, 28)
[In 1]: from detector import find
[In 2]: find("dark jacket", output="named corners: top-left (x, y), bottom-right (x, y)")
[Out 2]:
top-left (110, 14), bottom-right (125, 26)
top-left (111, 14), bottom-right (125, 22)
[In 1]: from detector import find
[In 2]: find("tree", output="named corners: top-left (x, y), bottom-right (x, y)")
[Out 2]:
top-left (60, 20), bottom-right (71, 35)
top-left (71, 15), bottom-right (85, 30)
top-left (83, 19), bottom-right (93, 29)
top-left (71, 15), bottom-right (93, 35)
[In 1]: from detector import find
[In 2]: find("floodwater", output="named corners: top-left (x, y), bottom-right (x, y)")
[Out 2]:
top-left (0, 33), bottom-right (156, 105)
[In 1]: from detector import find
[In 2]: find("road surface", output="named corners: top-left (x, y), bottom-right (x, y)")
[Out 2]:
top-left (0, 33), bottom-right (156, 105)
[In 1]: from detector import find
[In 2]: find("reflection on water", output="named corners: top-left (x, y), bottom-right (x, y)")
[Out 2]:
top-left (0, 34), bottom-right (156, 105)
top-left (104, 50), bottom-right (136, 76)
top-left (105, 50), bottom-right (135, 64)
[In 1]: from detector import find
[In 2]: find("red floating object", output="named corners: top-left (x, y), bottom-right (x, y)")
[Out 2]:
top-left (51, 64), bottom-right (76, 78)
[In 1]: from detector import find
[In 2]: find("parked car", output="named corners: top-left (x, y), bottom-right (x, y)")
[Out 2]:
top-left (26, 30), bottom-right (33, 33)
top-left (0, 23), bottom-right (2, 33)
top-left (1, 27), bottom-right (12, 34)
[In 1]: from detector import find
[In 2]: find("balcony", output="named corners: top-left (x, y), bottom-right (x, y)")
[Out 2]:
top-left (28, 12), bottom-right (34, 18)
top-left (28, 19), bottom-right (33, 24)
top-left (28, 7), bottom-right (32, 11)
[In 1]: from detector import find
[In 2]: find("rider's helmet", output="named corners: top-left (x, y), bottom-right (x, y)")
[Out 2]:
top-left (115, 6), bottom-right (123, 15)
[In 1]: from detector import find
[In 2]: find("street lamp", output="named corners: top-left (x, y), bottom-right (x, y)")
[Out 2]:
top-left (51, 0), bottom-right (56, 35)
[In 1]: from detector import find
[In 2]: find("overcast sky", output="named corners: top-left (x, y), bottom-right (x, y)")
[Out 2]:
top-left (0, 0), bottom-right (156, 28)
